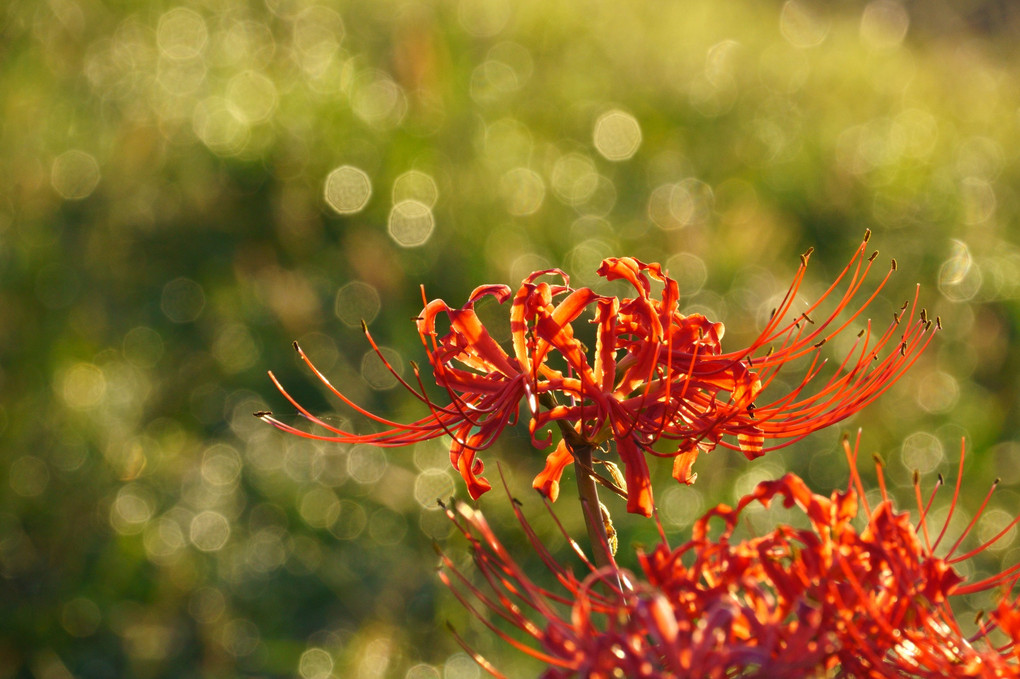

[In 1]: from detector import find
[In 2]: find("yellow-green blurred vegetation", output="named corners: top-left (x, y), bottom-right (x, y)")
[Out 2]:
top-left (4, 0), bottom-right (1020, 676)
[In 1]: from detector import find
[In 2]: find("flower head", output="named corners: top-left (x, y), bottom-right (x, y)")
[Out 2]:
top-left (260, 232), bottom-right (937, 516)
top-left (439, 436), bottom-right (1020, 678)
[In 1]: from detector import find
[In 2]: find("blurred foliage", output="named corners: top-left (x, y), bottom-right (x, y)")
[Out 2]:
top-left (4, 0), bottom-right (1020, 677)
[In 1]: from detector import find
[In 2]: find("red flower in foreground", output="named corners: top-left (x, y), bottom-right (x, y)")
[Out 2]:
top-left (261, 232), bottom-right (937, 516)
top-left (438, 436), bottom-right (1020, 678)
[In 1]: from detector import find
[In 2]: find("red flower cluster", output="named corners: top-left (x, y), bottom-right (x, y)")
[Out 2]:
top-left (261, 232), bottom-right (937, 516)
top-left (439, 437), bottom-right (1020, 678)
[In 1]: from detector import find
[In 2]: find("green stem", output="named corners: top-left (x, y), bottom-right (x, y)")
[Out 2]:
top-left (570, 441), bottom-right (615, 570)
top-left (540, 394), bottom-right (618, 571)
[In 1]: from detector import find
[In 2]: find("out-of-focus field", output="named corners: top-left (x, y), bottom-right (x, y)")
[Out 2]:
top-left (4, 1), bottom-right (1020, 677)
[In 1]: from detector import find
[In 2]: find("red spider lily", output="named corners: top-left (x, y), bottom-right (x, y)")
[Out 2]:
top-left (260, 232), bottom-right (937, 516)
top-left (438, 436), bottom-right (1020, 678)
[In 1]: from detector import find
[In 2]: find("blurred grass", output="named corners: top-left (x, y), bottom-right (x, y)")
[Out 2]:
top-left (4, 0), bottom-right (1020, 677)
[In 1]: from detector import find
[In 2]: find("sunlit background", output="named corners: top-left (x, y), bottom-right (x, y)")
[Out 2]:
top-left (4, 0), bottom-right (1020, 676)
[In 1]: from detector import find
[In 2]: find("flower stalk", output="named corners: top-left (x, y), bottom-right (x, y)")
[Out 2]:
top-left (569, 441), bottom-right (615, 571)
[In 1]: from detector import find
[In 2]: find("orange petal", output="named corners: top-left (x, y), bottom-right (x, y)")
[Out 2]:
top-left (532, 439), bottom-right (574, 503)
top-left (454, 443), bottom-right (492, 500)
top-left (672, 448), bottom-right (699, 485)
top-left (737, 430), bottom-right (765, 459)
top-left (617, 437), bottom-right (654, 517)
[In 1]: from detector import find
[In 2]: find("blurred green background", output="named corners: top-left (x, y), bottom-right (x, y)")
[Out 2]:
top-left (5, 0), bottom-right (1020, 676)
